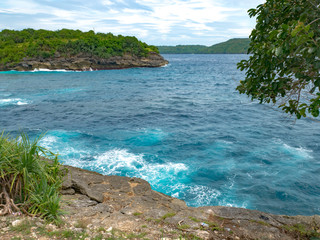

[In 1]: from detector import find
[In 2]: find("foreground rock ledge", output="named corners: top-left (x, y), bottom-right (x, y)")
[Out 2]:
top-left (58, 165), bottom-right (320, 239)
top-left (2, 52), bottom-right (168, 71)
top-left (1, 165), bottom-right (320, 240)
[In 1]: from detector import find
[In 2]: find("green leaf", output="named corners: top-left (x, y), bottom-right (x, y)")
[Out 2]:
top-left (299, 12), bottom-right (308, 22)
top-left (237, 0), bottom-right (320, 119)
top-left (308, 47), bottom-right (315, 54)
top-left (275, 47), bottom-right (282, 56)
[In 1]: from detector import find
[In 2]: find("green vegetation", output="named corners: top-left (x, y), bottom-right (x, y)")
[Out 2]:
top-left (157, 38), bottom-right (250, 54)
top-left (202, 221), bottom-right (224, 232)
top-left (249, 219), bottom-right (271, 227)
top-left (282, 223), bottom-right (320, 239)
top-left (188, 216), bottom-right (200, 222)
top-left (133, 212), bottom-right (143, 216)
top-left (0, 132), bottom-right (64, 222)
top-left (160, 212), bottom-right (176, 220)
top-left (237, 0), bottom-right (320, 118)
top-left (0, 28), bottom-right (159, 67)
top-left (8, 220), bottom-right (154, 240)
top-left (177, 224), bottom-right (190, 230)
top-left (10, 219), bottom-right (33, 234)
top-left (10, 219), bottom-right (90, 240)
top-left (157, 45), bottom-right (208, 54)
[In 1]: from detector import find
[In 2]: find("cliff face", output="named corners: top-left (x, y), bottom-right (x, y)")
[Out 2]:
top-left (1, 52), bottom-right (168, 71)
top-left (1, 164), bottom-right (320, 240)
top-left (59, 165), bottom-right (320, 240)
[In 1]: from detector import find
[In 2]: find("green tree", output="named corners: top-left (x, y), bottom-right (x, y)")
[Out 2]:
top-left (0, 29), bottom-right (160, 70)
top-left (237, 0), bottom-right (320, 118)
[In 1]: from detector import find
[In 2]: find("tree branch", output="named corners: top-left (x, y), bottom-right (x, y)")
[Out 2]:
top-left (307, 18), bottom-right (320, 26)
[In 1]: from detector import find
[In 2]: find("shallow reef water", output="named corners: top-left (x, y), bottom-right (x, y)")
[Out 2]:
top-left (0, 54), bottom-right (319, 215)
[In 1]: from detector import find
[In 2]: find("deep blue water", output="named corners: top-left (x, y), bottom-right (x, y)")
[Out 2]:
top-left (0, 54), bottom-right (319, 216)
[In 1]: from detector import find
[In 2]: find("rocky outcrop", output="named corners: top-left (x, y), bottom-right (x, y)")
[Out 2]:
top-left (1, 52), bottom-right (168, 71)
top-left (59, 165), bottom-right (320, 240)
top-left (1, 164), bottom-right (319, 239)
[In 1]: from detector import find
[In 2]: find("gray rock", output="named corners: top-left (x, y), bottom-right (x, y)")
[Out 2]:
top-left (12, 219), bottom-right (24, 227)
top-left (57, 164), bottom-right (320, 240)
top-left (2, 52), bottom-right (168, 71)
top-left (195, 230), bottom-right (210, 240)
top-left (60, 188), bottom-right (75, 195)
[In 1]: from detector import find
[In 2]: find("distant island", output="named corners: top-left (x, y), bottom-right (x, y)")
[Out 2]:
top-left (0, 29), bottom-right (168, 71)
top-left (157, 38), bottom-right (250, 54)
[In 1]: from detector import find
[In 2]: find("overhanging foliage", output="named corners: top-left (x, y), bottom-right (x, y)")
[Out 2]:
top-left (237, 0), bottom-right (320, 118)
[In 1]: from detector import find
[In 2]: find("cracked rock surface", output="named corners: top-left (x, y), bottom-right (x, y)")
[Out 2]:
top-left (2, 52), bottom-right (168, 71)
top-left (58, 165), bottom-right (320, 240)
top-left (1, 165), bottom-right (320, 240)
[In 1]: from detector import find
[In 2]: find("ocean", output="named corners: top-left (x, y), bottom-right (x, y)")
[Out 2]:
top-left (0, 54), bottom-right (319, 216)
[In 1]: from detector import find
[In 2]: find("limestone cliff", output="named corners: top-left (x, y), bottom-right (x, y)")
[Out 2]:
top-left (1, 164), bottom-right (320, 239)
top-left (59, 165), bottom-right (320, 240)
top-left (2, 52), bottom-right (168, 71)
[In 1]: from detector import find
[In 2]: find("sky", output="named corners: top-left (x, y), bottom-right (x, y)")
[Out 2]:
top-left (0, 0), bottom-right (265, 46)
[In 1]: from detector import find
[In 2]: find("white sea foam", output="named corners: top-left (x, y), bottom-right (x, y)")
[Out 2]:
top-left (274, 138), bottom-right (313, 159)
top-left (221, 201), bottom-right (248, 209)
top-left (93, 149), bottom-right (145, 175)
top-left (90, 149), bottom-right (189, 184)
top-left (39, 131), bottom-right (244, 209)
top-left (40, 133), bottom-right (92, 161)
top-left (187, 184), bottom-right (221, 206)
top-left (41, 135), bottom-right (58, 148)
top-left (169, 182), bottom-right (228, 207)
top-left (42, 144), bottom-right (188, 187)
top-left (31, 68), bottom-right (96, 72)
top-left (0, 98), bottom-right (29, 106)
top-left (17, 101), bottom-right (28, 105)
top-left (282, 143), bottom-right (313, 159)
top-left (32, 68), bottom-right (68, 72)
top-left (218, 140), bottom-right (234, 145)
top-left (39, 134), bottom-right (246, 209)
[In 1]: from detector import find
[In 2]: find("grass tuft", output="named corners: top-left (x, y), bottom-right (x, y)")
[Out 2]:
top-left (161, 212), bottom-right (176, 220)
top-left (133, 212), bottom-right (143, 216)
top-left (0, 131), bottom-right (65, 223)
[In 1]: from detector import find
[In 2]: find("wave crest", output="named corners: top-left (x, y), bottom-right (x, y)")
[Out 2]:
top-left (0, 98), bottom-right (29, 106)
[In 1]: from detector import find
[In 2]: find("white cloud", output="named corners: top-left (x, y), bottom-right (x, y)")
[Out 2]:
top-left (227, 28), bottom-right (254, 36)
top-left (101, 0), bottom-right (114, 6)
top-left (0, 0), bottom-right (265, 45)
top-left (183, 22), bottom-right (214, 32)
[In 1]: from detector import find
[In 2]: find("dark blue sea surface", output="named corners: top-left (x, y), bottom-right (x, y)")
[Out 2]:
top-left (0, 54), bottom-right (319, 215)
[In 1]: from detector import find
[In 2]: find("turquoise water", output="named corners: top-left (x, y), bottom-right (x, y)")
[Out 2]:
top-left (0, 54), bottom-right (319, 215)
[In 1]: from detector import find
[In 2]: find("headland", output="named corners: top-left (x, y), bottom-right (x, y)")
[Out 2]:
top-left (0, 29), bottom-right (168, 71)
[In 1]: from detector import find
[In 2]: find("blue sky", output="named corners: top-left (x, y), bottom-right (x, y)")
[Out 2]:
top-left (0, 0), bottom-right (265, 46)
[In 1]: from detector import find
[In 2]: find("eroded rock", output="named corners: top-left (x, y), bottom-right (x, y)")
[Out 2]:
top-left (3, 52), bottom-right (168, 71)
top-left (55, 165), bottom-right (320, 240)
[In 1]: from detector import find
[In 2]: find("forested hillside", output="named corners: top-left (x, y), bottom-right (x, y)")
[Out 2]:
top-left (0, 29), bottom-right (159, 67)
top-left (158, 38), bottom-right (250, 54)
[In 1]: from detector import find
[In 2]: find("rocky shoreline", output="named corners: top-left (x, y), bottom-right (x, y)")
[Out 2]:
top-left (1, 165), bottom-right (320, 240)
top-left (0, 52), bottom-right (168, 71)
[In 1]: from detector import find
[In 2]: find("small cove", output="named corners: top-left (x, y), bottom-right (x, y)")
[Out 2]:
top-left (1, 54), bottom-right (319, 216)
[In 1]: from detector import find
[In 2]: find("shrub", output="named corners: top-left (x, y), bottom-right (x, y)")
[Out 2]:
top-left (0, 132), bottom-right (64, 222)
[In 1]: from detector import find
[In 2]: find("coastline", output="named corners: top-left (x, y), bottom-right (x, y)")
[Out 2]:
top-left (3, 164), bottom-right (319, 240)
top-left (0, 52), bottom-right (168, 72)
